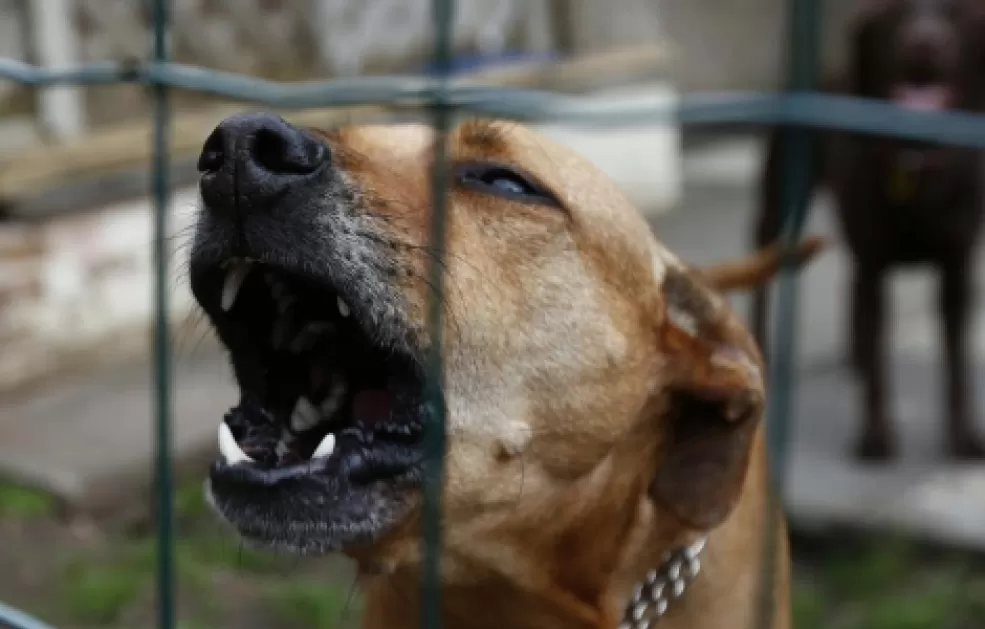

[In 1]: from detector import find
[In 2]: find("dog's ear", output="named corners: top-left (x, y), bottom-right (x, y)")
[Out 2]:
top-left (649, 266), bottom-right (765, 530)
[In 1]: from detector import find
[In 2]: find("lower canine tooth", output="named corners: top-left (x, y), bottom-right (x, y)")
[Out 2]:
top-left (312, 433), bottom-right (336, 459)
top-left (218, 423), bottom-right (253, 465)
top-left (337, 297), bottom-right (350, 317)
top-left (290, 397), bottom-right (321, 432)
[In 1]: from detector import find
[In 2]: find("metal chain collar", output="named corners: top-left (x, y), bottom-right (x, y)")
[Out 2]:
top-left (617, 536), bottom-right (707, 629)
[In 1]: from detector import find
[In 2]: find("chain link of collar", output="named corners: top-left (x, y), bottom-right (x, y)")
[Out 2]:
top-left (617, 536), bottom-right (707, 629)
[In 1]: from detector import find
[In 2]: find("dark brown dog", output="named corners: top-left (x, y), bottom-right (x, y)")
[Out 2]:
top-left (754, 0), bottom-right (985, 461)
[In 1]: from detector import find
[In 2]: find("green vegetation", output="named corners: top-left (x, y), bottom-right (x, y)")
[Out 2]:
top-left (0, 479), bottom-right (56, 518)
top-left (2, 474), bottom-right (983, 629)
top-left (793, 538), bottom-right (985, 629)
top-left (1, 476), bottom-right (354, 629)
top-left (264, 580), bottom-right (357, 629)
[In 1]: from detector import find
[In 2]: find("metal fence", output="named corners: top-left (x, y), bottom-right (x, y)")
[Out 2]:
top-left (2, 0), bottom-right (985, 628)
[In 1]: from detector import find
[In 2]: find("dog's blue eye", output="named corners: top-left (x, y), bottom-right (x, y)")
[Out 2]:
top-left (456, 162), bottom-right (560, 207)
top-left (487, 172), bottom-right (529, 195)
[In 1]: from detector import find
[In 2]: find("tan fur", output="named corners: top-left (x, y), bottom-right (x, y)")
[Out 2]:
top-left (303, 120), bottom-right (815, 629)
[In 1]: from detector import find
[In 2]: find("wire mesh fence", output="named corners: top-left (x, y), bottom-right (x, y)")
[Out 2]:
top-left (2, 0), bottom-right (985, 628)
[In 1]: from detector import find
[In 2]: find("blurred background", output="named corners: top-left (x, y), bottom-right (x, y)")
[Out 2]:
top-left (1, 1), bottom-right (984, 628)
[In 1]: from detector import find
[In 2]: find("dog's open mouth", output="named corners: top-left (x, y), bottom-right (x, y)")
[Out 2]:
top-left (195, 257), bottom-right (427, 515)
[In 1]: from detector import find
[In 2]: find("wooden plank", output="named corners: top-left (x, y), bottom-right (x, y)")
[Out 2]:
top-left (0, 44), bottom-right (671, 216)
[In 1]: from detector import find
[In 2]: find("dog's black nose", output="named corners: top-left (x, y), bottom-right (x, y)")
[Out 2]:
top-left (198, 112), bottom-right (328, 211)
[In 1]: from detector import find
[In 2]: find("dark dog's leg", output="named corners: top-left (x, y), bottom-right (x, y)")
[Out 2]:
top-left (940, 256), bottom-right (985, 459)
top-left (852, 263), bottom-right (895, 461)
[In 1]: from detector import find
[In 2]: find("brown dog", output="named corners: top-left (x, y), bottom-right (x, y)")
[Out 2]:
top-left (190, 115), bottom-right (822, 629)
top-left (754, 0), bottom-right (985, 461)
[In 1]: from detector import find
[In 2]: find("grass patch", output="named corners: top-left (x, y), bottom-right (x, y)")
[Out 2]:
top-left (793, 537), bottom-right (985, 629)
top-left (0, 479), bottom-right (56, 518)
top-left (174, 480), bottom-right (211, 524)
top-left (264, 580), bottom-right (356, 629)
top-left (59, 562), bottom-right (148, 626)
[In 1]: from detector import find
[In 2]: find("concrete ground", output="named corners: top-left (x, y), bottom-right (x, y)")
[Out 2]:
top-left (2, 134), bottom-right (985, 549)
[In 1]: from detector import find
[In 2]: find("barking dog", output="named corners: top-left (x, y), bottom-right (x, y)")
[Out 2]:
top-left (190, 114), bottom-right (822, 629)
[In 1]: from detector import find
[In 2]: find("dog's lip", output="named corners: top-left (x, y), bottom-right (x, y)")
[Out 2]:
top-left (210, 451), bottom-right (334, 487)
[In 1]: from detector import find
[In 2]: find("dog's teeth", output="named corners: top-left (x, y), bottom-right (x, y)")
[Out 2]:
top-left (290, 396), bottom-right (321, 432)
top-left (311, 433), bottom-right (336, 459)
top-left (289, 321), bottom-right (333, 354)
top-left (337, 297), bottom-right (350, 318)
top-left (220, 262), bottom-right (251, 312)
top-left (217, 423), bottom-right (253, 465)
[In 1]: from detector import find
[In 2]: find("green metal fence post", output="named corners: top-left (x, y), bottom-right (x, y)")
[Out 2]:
top-left (150, 2), bottom-right (176, 629)
top-left (755, 0), bottom-right (821, 627)
top-left (421, 1), bottom-right (455, 628)
top-left (769, 0), bottom-right (821, 489)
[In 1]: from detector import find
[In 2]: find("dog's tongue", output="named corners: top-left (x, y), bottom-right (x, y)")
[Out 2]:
top-left (353, 390), bottom-right (392, 425)
top-left (891, 84), bottom-right (952, 111)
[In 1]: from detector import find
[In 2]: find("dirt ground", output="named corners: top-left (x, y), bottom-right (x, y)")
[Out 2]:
top-left (1, 476), bottom-right (985, 629)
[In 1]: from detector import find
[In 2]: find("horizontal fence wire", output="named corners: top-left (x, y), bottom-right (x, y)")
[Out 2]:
top-left (0, 603), bottom-right (60, 629)
top-left (4, 58), bottom-right (985, 143)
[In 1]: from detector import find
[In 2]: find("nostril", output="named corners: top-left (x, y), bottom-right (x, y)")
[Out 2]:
top-left (198, 130), bottom-right (225, 173)
top-left (253, 125), bottom-right (327, 175)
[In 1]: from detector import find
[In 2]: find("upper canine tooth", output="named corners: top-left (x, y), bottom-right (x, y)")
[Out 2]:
top-left (217, 422), bottom-right (253, 465)
top-left (220, 262), bottom-right (251, 312)
top-left (290, 396), bottom-right (321, 432)
top-left (337, 297), bottom-right (350, 318)
top-left (311, 433), bottom-right (336, 459)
